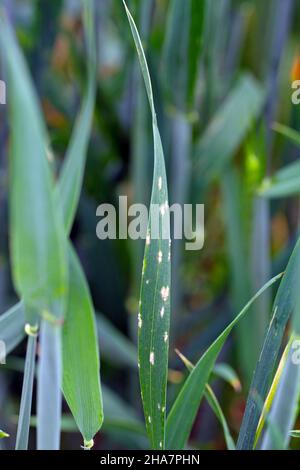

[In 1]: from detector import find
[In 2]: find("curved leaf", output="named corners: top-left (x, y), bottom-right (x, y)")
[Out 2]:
top-left (237, 237), bottom-right (300, 450)
top-left (0, 14), bottom-right (67, 321)
top-left (62, 247), bottom-right (103, 442)
top-left (15, 333), bottom-right (37, 450)
top-left (124, 1), bottom-right (171, 450)
top-left (166, 273), bottom-right (282, 450)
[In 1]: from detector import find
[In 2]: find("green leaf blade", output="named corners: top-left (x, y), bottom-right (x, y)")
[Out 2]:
top-left (15, 334), bottom-right (37, 450)
top-left (166, 273), bottom-right (282, 450)
top-left (0, 16), bottom-right (67, 320)
top-left (124, 1), bottom-right (171, 450)
top-left (62, 246), bottom-right (103, 442)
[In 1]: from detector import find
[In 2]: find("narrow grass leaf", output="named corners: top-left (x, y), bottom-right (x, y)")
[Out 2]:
top-left (37, 321), bottom-right (62, 450)
top-left (166, 273), bottom-right (282, 450)
top-left (260, 341), bottom-right (300, 449)
top-left (260, 262), bottom-right (300, 450)
top-left (237, 237), bottom-right (300, 450)
top-left (58, 0), bottom-right (97, 236)
top-left (124, 1), bottom-right (171, 450)
top-left (290, 431), bottom-right (300, 438)
top-left (62, 246), bottom-right (103, 443)
top-left (0, 303), bottom-right (25, 355)
top-left (0, 430), bottom-right (9, 438)
top-left (254, 340), bottom-right (291, 447)
top-left (272, 122), bottom-right (300, 148)
top-left (213, 363), bottom-right (241, 392)
top-left (15, 332), bottom-right (37, 450)
top-left (194, 75), bottom-right (265, 190)
top-left (175, 349), bottom-right (235, 450)
top-left (50, 0), bottom-right (103, 444)
top-left (205, 384), bottom-right (235, 450)
top-left (260, 158), bottom-right (300, 198)
top-left (0, 15), bottom-right (67, 322)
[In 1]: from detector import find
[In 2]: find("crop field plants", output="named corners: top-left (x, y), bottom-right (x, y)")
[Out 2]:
top-left (0, 0), bottom-right (300, 453)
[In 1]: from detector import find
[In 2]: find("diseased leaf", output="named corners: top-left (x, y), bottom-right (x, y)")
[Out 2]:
top-left (124, 1), bottom-right (171, 450)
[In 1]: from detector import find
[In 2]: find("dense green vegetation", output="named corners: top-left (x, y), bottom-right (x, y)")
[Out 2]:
top-left (0, 0), bottom-right (300, 450)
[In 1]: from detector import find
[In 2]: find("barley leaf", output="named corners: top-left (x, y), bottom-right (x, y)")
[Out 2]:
top-left (290, 431), bottom-right (300, 438)
top-left (259, 125), bottom-right (300, 198)
top-left (260, 159), bottom-right (300, 198)
top-left (166, 273), bottom-right (282, 450)
top-left (176, 349), bottom-right (235, 450)
top-left (254, 340), bottom-right (291, 447)
top-left (15, 333), bottom-right (37, 450)
top-left (237, 237), bottom-right (300, 450)
top-left (96, 313), bottom-right (137, 369)
top-left (0, 303), bottom-right (25, 355)
top-left (58, 0), bottom-right (97, 236)
top-left (62, 246), bottom-right (103, 443)
top-left (205, 384), bottom-right (235, 450)
top-left (194, 75), bottom-right (265, 190)
top-left (124, 1), bottom-right (171, 450)
top-left (213, 363), bottom-right (241, 392)
top-left (37, 321), bottom-right (62, 450)
top-left (0, 14), bottom-right (67, 322)
top-left (260, 340), bottom-right (300, 449)
top-left (273, 122), bottom-right (300, 148)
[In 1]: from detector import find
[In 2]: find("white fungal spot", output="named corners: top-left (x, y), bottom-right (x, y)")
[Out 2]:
top-left (138, 313), bottom-right (142, 329)
top-left (158, 403), bottom-right (161, 410)
top-left (138, 362), bottom-right (140, 369)
top-left (160, 442), bottom-right (162, 448)
top-left (148, 416), bottom-right (152, 424)
top-left (146, 234), bottom-right (151, 245)
top-left (150, 351), bottom-right (155, 365)
top-left (158, 176), bottom-right (162, 190)
top-left (161, 286), bottom-right (170, 302)
top-left (142, 258), bottom-right (146, 274)
top-left (160, 204), bottom-right (165, 216)
top-left (160, 307), bottom-right (165, 318)
top-left (164, 332), bottom-right (168, 343)
top-left (157, 250), bottom-right (163, 263)
top-left (168, 251), bottom-right (171, 261)
top-left (146, 279), bottom-right (149, 285)
top-left (169, 239), bottom-right (172, 247)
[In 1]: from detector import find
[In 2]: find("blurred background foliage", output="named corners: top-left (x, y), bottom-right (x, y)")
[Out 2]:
top-left (1, 0), bottom-right (300, 449)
